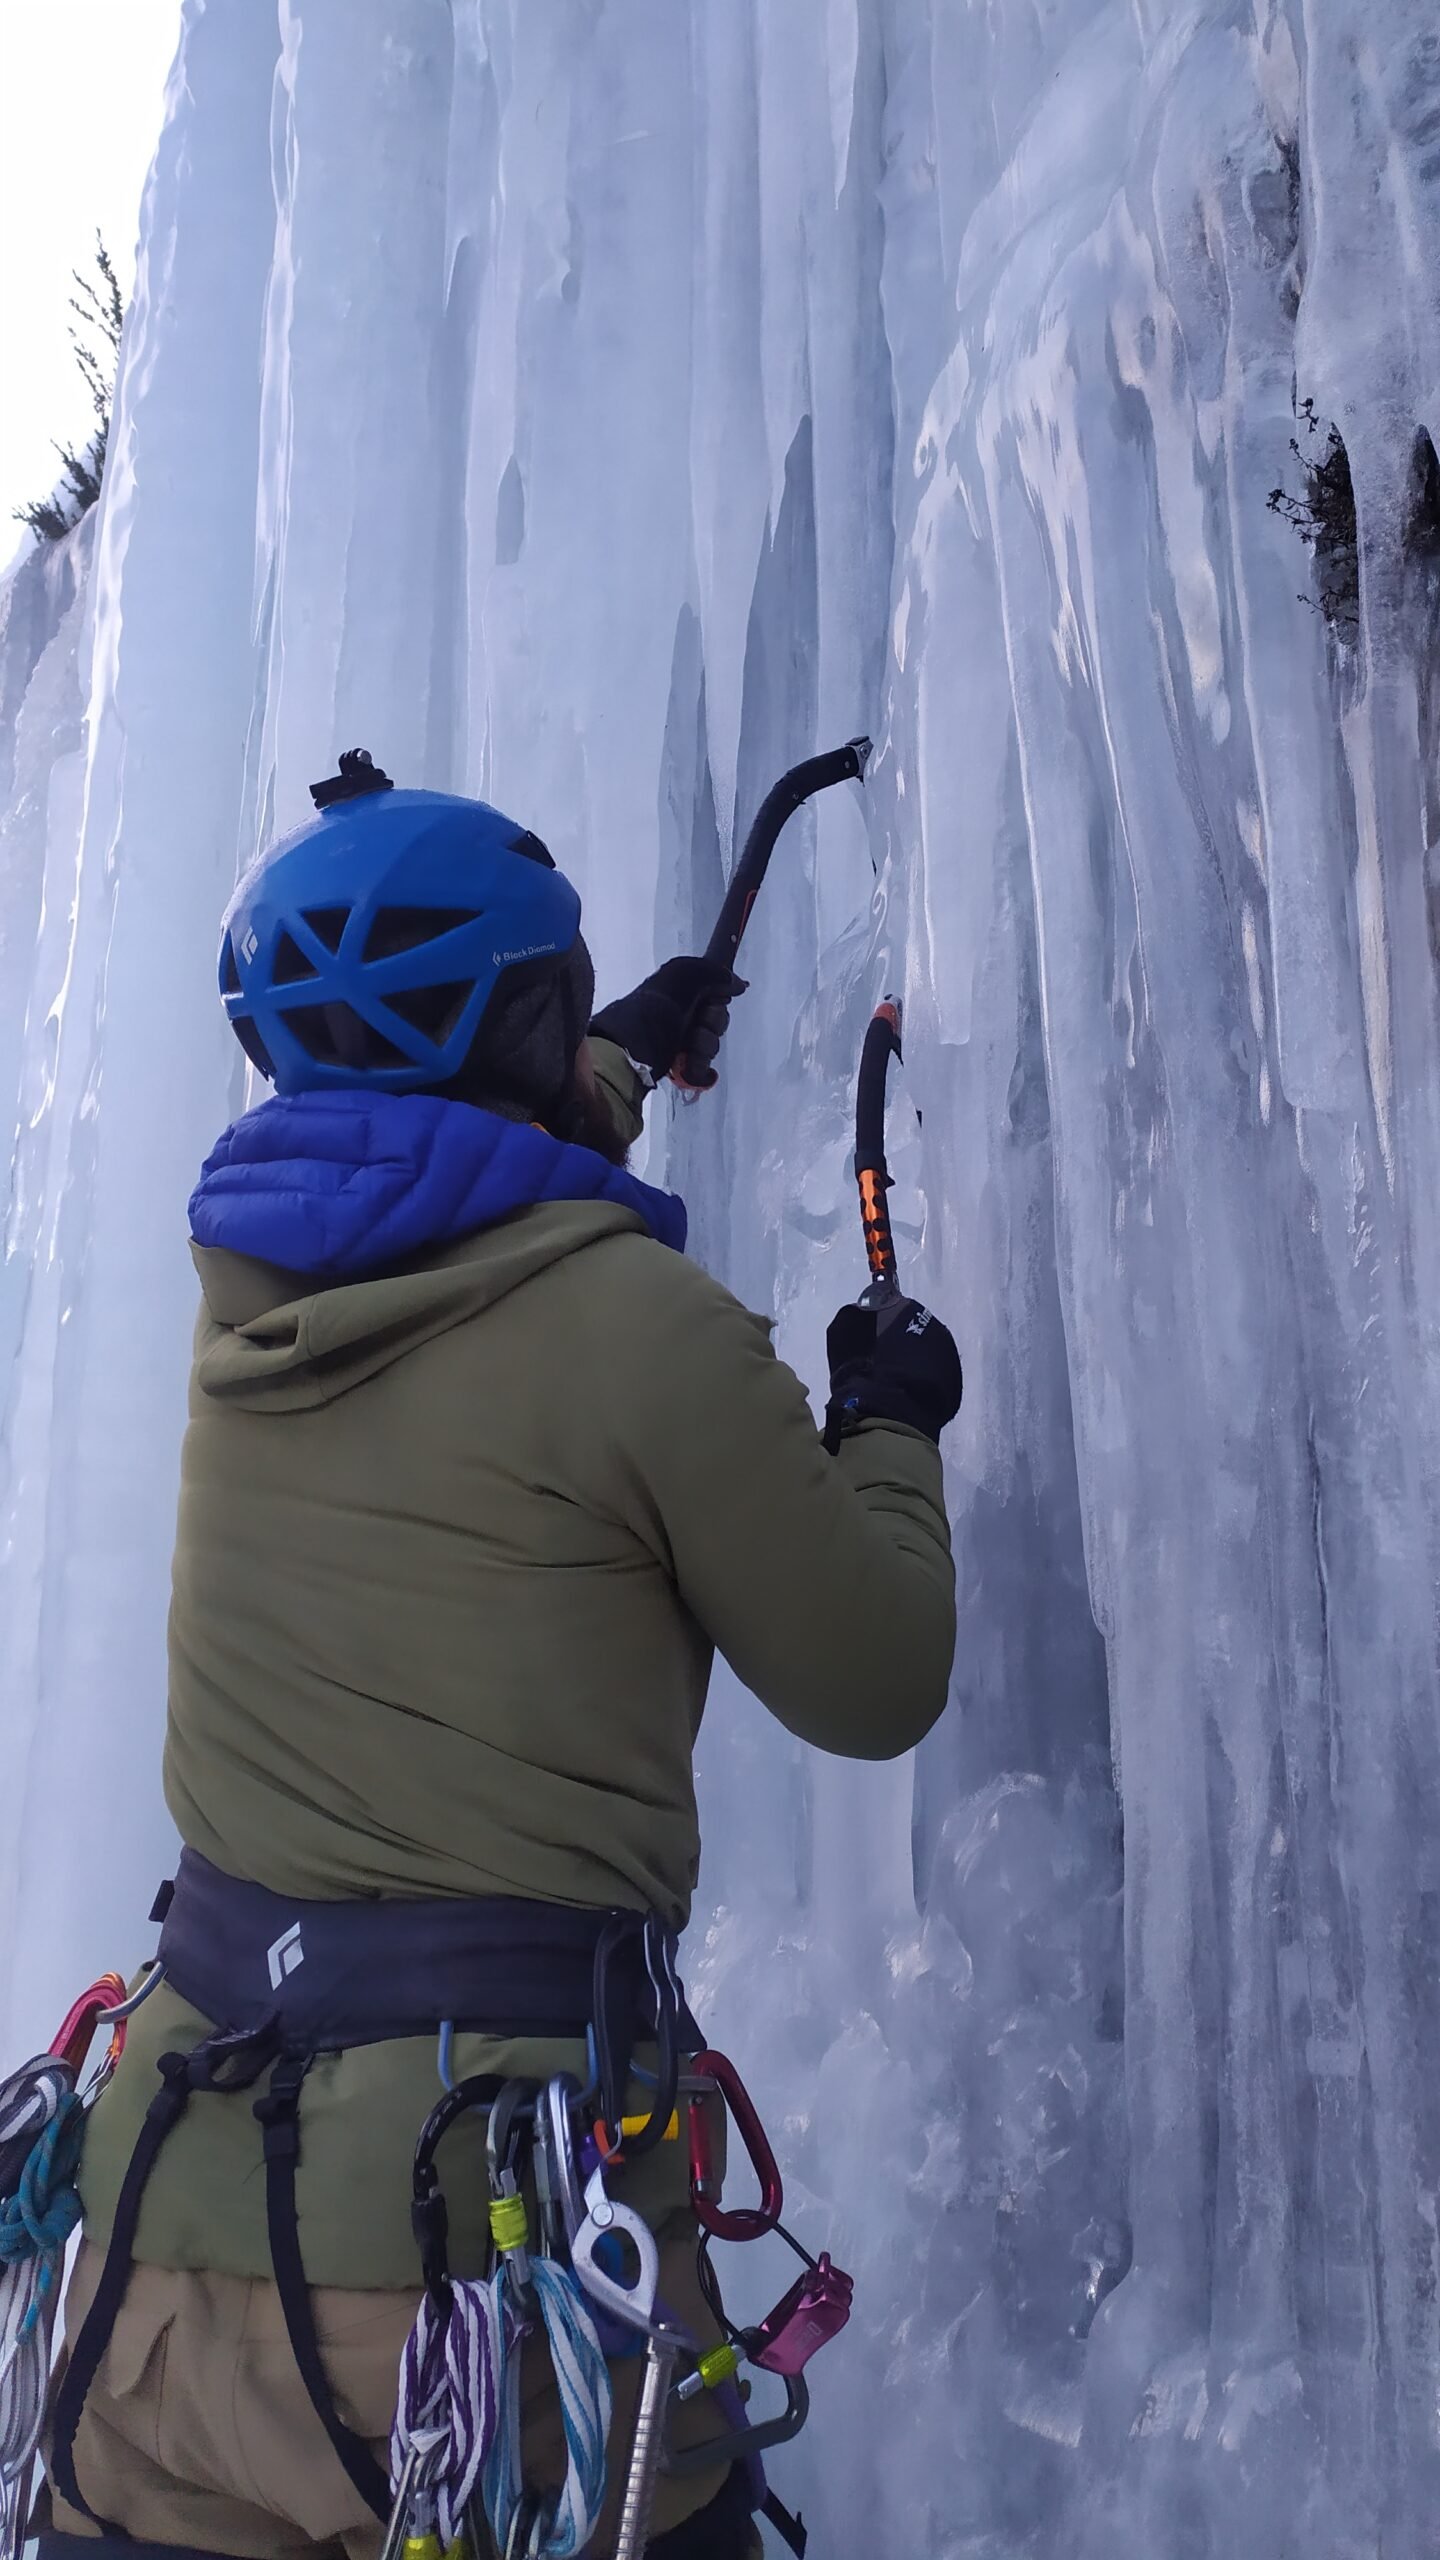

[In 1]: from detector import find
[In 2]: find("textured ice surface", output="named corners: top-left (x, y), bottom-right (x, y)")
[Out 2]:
top-left (4, 3), bottom-right (1440, 2552)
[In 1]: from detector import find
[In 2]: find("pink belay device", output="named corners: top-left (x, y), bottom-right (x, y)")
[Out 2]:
top-left (750, 2251), bottom-right (854, 2376)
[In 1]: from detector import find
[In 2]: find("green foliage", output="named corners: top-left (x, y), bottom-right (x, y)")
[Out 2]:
top-left (13, 235), bottom-right (125, 545)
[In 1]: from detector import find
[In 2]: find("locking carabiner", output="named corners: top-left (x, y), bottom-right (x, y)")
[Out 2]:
top-left (687, 2048), bottom-right (783, 2240)
top-left (410, 2071), bottom-right (507, 2305)
top-left (486, 2079), bottom-right (537, 2311)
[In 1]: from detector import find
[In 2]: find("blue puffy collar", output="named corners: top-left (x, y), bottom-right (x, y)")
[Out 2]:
top-left (189, 1089), bottom-right (687, 1279)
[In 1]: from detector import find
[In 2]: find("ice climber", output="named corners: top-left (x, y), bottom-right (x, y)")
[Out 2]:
top-left (38, 751), bottom-right (961, 2560)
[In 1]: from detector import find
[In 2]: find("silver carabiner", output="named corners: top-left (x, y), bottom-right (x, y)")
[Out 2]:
top-left (486, 2080), bottom-right (536, 2311)
top-left (378, 2426), bottom-right (444, 2560)
top-left (504, 2489), bottom-right (553, 2558)
top-left (537, 2074), bottom-right (585, 2256)
top-left (569, 2161), bottom-right (661, 2335)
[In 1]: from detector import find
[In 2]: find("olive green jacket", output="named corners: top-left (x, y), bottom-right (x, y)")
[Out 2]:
top-left (80, 1050), bottom-right (956, 2288)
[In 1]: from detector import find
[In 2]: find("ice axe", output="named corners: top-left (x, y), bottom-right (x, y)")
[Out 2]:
top-left (853, 997), bottom-right (905, 1325)
top-left (674, 736), bottom-right (872, 1089)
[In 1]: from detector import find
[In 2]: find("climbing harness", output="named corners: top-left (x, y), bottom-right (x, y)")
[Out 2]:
top-left (675, 737), bottom-right (873, 1089)
top-left (33, 1884), bottom-right (851, 2558)
top-left (49, 1855), bottom-right (695, 2536)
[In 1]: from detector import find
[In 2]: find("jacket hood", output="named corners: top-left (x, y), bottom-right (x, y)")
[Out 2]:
top-left (190, 1088), bottom-right (686, 1277)
top-left (187, 1089), bottom-right (686, 1413)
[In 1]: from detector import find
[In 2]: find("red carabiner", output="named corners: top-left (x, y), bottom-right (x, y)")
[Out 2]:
top-left (689, 2047), bottom-right (784, 2241)
top-left (49, 1973), bottom-right (130, 2080)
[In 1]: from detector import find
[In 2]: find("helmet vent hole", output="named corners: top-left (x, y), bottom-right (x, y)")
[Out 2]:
top-left (383, 982), bottom-right (473, 1043)
top-left (364, 906), bottom-right (477, 963)
top-left (286, 1002), bottom-right (413, 1073)
top-left (301, 905), bottom-right (350, 956)
top-left (272, 930), bottom-right (320, 986)
top-left (220, 935), bottom-right (241, 996)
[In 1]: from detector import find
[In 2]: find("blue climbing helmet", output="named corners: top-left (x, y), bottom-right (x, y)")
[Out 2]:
top-left (219, 750), bottom-right (584, 1098)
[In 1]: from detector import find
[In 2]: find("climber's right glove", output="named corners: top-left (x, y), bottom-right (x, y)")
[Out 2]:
top-left (590, 957), bottom-right (748, 1092)
top-left (823, 1298), bottom-right (963, 1452)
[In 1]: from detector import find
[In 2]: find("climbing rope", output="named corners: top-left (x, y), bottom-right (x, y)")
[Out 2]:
top-left (0, 2057), bottom-right (73, 2205)
top-left (391, 2275), bottom-right (509, 2546)
top-left (483, 2259), bottom-right (612, 2559)
top-left (0, 2063), bottom-right (86, 2558)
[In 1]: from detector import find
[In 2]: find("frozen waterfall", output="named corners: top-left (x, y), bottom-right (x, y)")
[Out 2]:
top-left (4, 2), bottom-right (1440, 2551)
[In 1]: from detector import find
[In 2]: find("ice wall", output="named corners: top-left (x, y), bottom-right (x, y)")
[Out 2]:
top-left (4, 2), bottom-right (1440, 2552)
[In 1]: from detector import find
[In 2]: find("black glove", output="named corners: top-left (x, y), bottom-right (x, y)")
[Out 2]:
top-left (591, 957), bottom-right (748, 1090)
top-left (823, 1298), bottom-right (963, 1450)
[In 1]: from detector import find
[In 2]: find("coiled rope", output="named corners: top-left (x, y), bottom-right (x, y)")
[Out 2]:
top-left (391, 2275), bottom-right (509, 2545)
top-left (0, 2061), bottom-right (85, 2557)
top-left (483, 2259), bottom-right (612, 2559)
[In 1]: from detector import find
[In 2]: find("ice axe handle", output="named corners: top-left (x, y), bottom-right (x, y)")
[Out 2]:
top-left (854, 998), bottom-right (903, 1306)
top-left (673, 735), bottom-right (873, 1088)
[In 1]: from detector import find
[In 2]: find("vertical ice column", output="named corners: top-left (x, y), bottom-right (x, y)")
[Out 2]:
top-left (0, 0), bottom-right (279, 2062)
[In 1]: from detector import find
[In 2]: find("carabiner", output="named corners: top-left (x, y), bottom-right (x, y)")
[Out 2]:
top-left (379, 2426), bottom-right (444, 2560)
top-left (410, 2071), bottom-right (507, 2304)
top-left (536, 2074), bottom-right (585, 2257)
top-left (611, 1917), bottom-right (681, 2163)
top-left (661, 2369), bottom-right (811, 2478)
top-left (503, 2490), bottom-right (551, 2558)
top-left (687, 2048), bottom-right (783, 2241)
top-left (50, 1971), bottom-right (130, 2085)
top-left (486, 2079), bottom-right (536, 2309)
top-left (591, 1913), bottom-right (685, 2163)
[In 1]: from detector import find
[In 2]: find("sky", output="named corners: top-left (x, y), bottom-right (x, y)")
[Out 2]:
top-left (0, 0), bottom-right (183, 560)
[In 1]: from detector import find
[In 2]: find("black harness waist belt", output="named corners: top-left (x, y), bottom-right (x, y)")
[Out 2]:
top-left (156, 1844), bottom-right (698, 2047)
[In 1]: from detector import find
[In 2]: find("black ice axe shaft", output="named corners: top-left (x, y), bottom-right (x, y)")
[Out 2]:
top-left (675, 734), bottom-right (873, 1087)
top-left (855, 997), bottom-right (904, 1317)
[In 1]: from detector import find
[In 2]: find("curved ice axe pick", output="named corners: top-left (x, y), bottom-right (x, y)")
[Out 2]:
top-left (674, 734), bottom-right (873, 1089)
top-left (854, 996), bottom-right (905, 1327)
